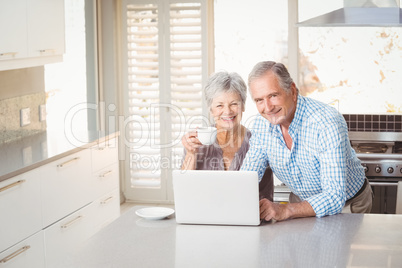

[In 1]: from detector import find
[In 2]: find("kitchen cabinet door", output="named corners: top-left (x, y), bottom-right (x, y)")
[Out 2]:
top-left (0, 231), bottom-right (45, 268)
top-left (91, 138), bottom-right (119, 173)
top-left (27, 0), bottom-right (65, 57)
top-left (90, 162), bottom-right (119, 201)
top-left (0, 0), bottom-right (28, 61)
top-left (90, 188), bottom-right (120, 235)
top-left (44, 202), bottom-right (93, 268)
top-left (0, 169), bottom-right (42, 253)
top-left (41, 149), bottom-right (92, 228)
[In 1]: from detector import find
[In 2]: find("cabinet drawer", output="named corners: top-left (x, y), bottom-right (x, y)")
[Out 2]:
top-left (0, 231), bottom-right (45, 268)
top-left (41, 149), bottom-right (92, 227)
top-left (0, 170), bottom-right (42, 252)
top-left (91, 163), bottom-right (119, 200)
top-left (91, 138), bottom-right (118, 172)
top-left (90, 188), bottom-right (120, 234)
top-left (44, 203), bottom-right (92, 267)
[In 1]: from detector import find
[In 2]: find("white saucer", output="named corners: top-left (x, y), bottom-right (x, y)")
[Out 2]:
top-left (135, 207), bottom-right (175, 220)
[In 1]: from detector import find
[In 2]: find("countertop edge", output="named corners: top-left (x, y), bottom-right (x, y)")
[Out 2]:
top-left (0, 131), bottom-right (120, 182)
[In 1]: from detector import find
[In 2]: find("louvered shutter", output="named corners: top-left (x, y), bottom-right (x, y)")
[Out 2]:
top-left (170, 2), bottom-right (205, 170)
top-left (122, 0), bottom-right (208, 202)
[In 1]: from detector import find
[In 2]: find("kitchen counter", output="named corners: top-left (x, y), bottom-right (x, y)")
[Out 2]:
top-left (0, 129), bottom-right (119, 182)
top-left (57, 206), bottom-right (402, 268)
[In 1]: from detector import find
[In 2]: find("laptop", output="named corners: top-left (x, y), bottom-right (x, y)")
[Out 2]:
top-left (172, 170), bottom-right (261, 226)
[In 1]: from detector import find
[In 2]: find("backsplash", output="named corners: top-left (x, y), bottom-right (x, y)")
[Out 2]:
top-left (343, 114), bottom-right (402, 132)
top-left (0, 92), bottom-right (47, 144)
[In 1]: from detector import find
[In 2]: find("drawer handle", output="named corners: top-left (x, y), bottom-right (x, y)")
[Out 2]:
top-left (57, 157), bottom-right (80, 168)
top-left (39, 49), bottom-right (56, 53)
top-left (0, 180), bottom-right (26, 193)
top-left (101, 196), bottom-right (114, 205)
top-left (0, 52), bottom-right (18, 57)
top-left (61, 215), bottom-right (83, 229)
top-left (99, 170), bottom-right (113, 178)
top-left (0, 245), bottom-right (31, 263)
top-left (101, 196), bottom-right (114, 204)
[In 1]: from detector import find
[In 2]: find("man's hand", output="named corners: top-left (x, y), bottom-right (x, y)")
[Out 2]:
top-left (259, 199), bottom-right (289, 221)
top-left (259, 198), bottom-right (316, 222)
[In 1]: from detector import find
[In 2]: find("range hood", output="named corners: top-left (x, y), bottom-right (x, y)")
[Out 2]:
top-left (297, 0), bottom-right (402, 27)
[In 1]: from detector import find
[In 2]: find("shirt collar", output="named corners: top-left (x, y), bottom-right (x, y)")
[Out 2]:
top-left (288, 94), bottom-right (306, 138)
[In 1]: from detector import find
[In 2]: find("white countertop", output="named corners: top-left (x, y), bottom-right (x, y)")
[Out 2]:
top-left (56, 206), bottom-right (402, 268)
top-left (0, 130), bottom-right (118, 182)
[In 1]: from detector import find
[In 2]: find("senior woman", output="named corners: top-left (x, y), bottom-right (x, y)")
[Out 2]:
top-left (181, 71), bottom-right (273, 201)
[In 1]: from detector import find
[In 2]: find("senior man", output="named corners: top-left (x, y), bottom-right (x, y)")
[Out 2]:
top-left (241, 61), bottom-right (373, 222)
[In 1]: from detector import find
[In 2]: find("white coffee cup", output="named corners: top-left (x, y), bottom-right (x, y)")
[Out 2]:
top-left (196, 127), bottom-right (217, 145)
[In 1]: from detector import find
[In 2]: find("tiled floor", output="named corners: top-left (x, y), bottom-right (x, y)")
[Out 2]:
top-left (120, 202), bottom-right (175, 215)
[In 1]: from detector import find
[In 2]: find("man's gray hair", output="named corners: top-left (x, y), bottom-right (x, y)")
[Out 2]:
top-left (204, 71), bottom-right (247, 108)
top-left (248, 61), bottom-right (298, 94)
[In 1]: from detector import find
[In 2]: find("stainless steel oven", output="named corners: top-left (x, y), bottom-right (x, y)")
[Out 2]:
top-left (349, 132), bottom-right (402, 214)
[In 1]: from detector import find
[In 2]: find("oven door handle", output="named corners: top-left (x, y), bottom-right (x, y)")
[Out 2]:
top-left (369, 182), bottom-right (398, 186)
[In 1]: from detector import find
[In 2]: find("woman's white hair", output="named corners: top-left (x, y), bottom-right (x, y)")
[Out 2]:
top-left (204, 71), bottom-right (247, 108)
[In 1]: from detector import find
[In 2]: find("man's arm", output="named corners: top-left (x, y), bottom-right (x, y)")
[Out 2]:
top-left (304, 112), bottom-right (348, 217)
top-left (259, 199), bottom-right (316, 221)
top-left (240, 119), bottom-right (270, 181)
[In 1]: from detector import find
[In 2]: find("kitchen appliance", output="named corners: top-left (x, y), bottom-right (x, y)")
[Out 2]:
top-left (349, 132), bottom-right (402, 214)
top-left (297, 0), bottom-right (402, 27)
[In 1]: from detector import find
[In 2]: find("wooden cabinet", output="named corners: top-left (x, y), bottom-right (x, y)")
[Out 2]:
top-left (0, 169), bottom-right (42, 253)
top-left (0, 0), bottom-right (65, 71)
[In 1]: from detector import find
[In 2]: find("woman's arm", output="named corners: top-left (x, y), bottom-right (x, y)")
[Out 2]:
top-left (180, 130), bottom-right (202, 170)
top-left (181, 151), bottom-right (197, 170)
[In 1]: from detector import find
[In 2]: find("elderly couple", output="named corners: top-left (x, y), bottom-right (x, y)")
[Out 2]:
top-left (181, 61), bottom-right (373, 222)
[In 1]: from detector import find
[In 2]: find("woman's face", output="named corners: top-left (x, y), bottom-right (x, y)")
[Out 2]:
top-left (210, 91), bottom-right (244, 130)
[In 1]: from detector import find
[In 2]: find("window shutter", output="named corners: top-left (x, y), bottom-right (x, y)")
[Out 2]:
top-left (169, 2), bottom-right (204, 169)
top-left (122, 0), bottom-right (208, 201)
top-left (126, 4), bottom-right (162, 188)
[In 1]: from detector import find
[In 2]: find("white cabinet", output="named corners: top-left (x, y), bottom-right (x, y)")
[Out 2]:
top-left (0, 0), bottom-right (28, 61)
top-left (0, 231), bottom-right (45, 268)
top-left (41, 149), bottom-right (92, 228)
top-left (91, 188), bottom-right (120, 234)
top-left (44, 203), bottom-right (93, 267)
top-left (91, 163), bottom-right (120, 203)
top-left (0, 0), bottom-right (65, 71)
top-left (27, 0), bottom-right (65, 58)
top-left (0, 135), bottom-right (119, 268)
top-left (0, 169), bottom-right (42, 253)
top-left (90, 137), bottom-right (120, 230)
top-left (91, 137), bottom-right (119, 173)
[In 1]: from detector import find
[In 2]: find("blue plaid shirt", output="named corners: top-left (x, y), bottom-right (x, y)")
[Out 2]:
top-left (241, 95), bottom-right (365, 217)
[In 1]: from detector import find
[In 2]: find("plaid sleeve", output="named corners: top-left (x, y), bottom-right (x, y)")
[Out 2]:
top-left (306, 115), bottom-right (348, 217)
top-left (240, 117), bottom-right (270, 182)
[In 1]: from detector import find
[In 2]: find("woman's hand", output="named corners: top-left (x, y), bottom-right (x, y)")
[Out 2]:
top-left (181, 129), bottom-right (203, 154)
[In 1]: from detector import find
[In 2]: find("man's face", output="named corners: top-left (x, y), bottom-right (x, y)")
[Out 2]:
top-left (249, 72), bottom-right (297, 127)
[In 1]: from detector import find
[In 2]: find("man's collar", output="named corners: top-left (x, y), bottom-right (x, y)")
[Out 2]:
top-left (288, 94), bottom-right (305, 137)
